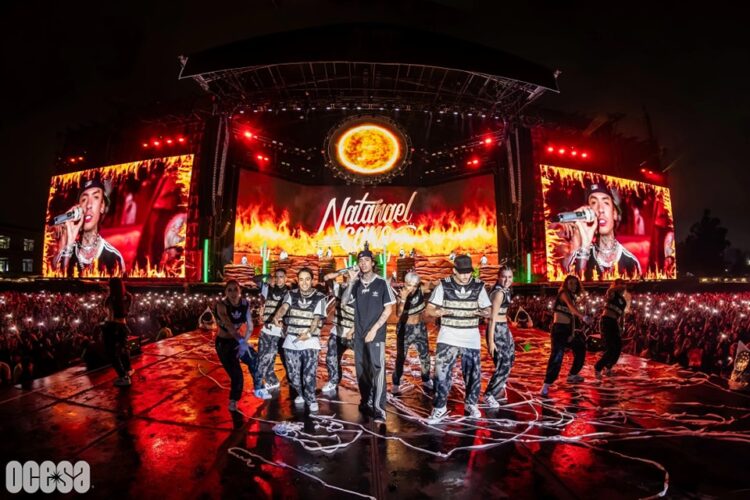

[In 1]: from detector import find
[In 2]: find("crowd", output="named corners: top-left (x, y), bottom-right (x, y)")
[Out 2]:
top-left (0, 290), bottom-right (222, 385)
top-left (2, 286), bottom-right (748, 386)
top-left (510, 291), bottom-right (750, 376)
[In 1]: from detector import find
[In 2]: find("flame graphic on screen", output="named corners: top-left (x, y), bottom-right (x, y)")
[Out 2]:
top-left (541, 164), bottom-right (675, 281)
top-left (43, 155), bottom-right (193, 278)
top-left (234, 205), bottom-right (497, 258)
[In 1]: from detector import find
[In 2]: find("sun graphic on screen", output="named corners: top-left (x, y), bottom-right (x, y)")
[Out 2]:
top-left (336, 124), bottom-right (402, 175)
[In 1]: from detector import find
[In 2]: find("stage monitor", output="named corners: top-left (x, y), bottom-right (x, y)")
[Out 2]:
top-left (233, 170), bottom-right (498, 272)
top-left (42, 155), bottom-right (194, 278)
top-left (540, 164), bottom-right (676, 281)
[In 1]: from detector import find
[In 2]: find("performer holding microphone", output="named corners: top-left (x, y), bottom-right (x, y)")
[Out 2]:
top-left (594, 279), bottom-right (631, 379)
top-left (540, 275), bottom-right (592, 397)
top-left (561, 182), bottom-right (641, 280)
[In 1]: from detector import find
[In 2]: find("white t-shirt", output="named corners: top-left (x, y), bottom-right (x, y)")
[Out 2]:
top-left (282, 292), bottom-right (326, 351)
top-left (429, 281), bottom-right (491, 349)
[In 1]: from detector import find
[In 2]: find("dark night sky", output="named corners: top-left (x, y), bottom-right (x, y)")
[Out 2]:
top-left (1, 1), bottom-right (748, 250)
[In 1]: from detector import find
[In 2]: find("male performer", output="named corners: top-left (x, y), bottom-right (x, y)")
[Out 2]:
top-left (483, 265), bottom-right (516, 408)
top-left (392, 271), bottom-right (432, 394)
top-left (257, 268), bottom-right (289, 391)
top-left (214, 280), bottom-right (272, 413)
top-left (425, 255), bottom-right (491, 423)
top-left (321, 269), bottom-right (355, 393)
top-left (563, 182), bottom-right (641, 280)
top-left (271, 268), bottom-right (326, 413)
top-left (594, 279), bottom-right (630, 379)
top-left (54, 178), bottom-right (125, 276)
top-left (343, 244), bottom-right (396, 424)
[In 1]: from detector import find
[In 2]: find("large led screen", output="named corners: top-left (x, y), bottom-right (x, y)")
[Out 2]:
top-left (234, 170), bottom-right (498, 268)
top-left (42, 155), bottom-right (194, 278)
top-left (540, 164), bottom-right (676, 281)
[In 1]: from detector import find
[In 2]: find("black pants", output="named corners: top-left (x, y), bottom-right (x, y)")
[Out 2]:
top-left (353, 335), bottom-right (386, 418)
top-left (595, 317), bottom-right (622, 372)
top-left (102, 321), bottom-right (132, 378)
top-left (215, 336), bottom-right (261, 402)
top-left (544, 323), bottom-right (586, 384)
top-left (392, 322), bottom-right (431, 385)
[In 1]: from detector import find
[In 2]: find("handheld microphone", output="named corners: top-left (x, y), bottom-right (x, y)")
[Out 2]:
top-left (52, 207), bottom-right (82, 225)
top-left (337, 266), bottom-right (359, 276)
top-left (554, 207), bottom-right (595, 223)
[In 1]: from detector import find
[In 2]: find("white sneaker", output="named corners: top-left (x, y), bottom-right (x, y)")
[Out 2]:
top-left (114, 376), bottom-right (131, 387)
top-left (254, 388), bottom-right (272, 400)
top-left (294, 395), bottom-right (304, 405)
top-left (373, 413), bottom-right (386, 424)
top-left (423, 379), bottom-right (434, 391)
top-left (308, 402), bottom-right (319, 413)
top-left (484, 395), bottom-right (501, 409)
top-left (426, 406), bottom-right (448, 424)
top-left (465, 404), bottom-right (481, 418)
top-left (228, 400), bottom-right (238, 412)
top-left (322, 382), bottom-right (337, 393)
top-left (265, 381), bottom-right (281, 390)
top-left (391, 384), bottom-right (401, 395)
top-left (567, 374), bottom-right (585, 383)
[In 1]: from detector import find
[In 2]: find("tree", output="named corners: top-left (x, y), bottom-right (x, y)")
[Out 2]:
top-left (677, 209), bottom-right (731, 276)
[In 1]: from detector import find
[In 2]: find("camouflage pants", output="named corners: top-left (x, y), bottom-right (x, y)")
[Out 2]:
top-left (284, 348), bottom-right (319, 405)
top-left (325, 332), bottom-right (353, 385)
top-left (433, 343), bottom-right (481, 408)
top-left (485, 323), bottom-right (515, 398)
top-left (257, 332), bottom-right (284, 386)
top-left (392, 322), bottom-right (431, 385)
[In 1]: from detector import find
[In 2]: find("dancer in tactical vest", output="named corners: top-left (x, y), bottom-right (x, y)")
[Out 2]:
top-left (483, 265), bottom-right (516, 408)
top-left (594, 279), bottom-right (630, 379)
top-left (425, 255), bottom-right (492, 423)
top-left (271, 268), bottom-right (326, 413)
top-left (342, 244), bottom-right (396, 424)
top-left (392, 271), bottom-right (432, 394)
top-left (540, 275), bottom-right (592, 397)
top-left (214, 280), bottom-right (272, 413)
top-left (257, 268), bottom-right (290, 391)
top-left (321, 269), bottom-right (355, 393)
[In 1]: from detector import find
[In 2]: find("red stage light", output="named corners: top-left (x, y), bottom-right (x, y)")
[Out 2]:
top-left (78, 156), bottom-right (84, 161)
top-left (581, 152), bottom-right (588, 158)
top-left (257, 154), bottom-right (263, 160)
top-left (166, 139), bottom-right (173, 144)
top-left (143, 143), bottom-right (149, 148)
top-left (641, 168), bottom-right (646, 172)
top-left (558, 148), bottom-right (566, 154)
top-left (547, 146), bottom-right (554, 152)
top-left (177, 137), bottom-right (185, 143)
top-left (153, 140), bottom-right (161, 146)
top-left (484, 138), bottom-right (492, 145)
top-left (244, 131), bottom-right (253, 139)
top-left (571, 150), bottom-right (578, 156)
top-left (69, 158), bottom-right (76, 163)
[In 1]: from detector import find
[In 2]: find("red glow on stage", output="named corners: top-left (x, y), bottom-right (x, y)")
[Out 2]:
top-left (244, 131), bottom-right (254, 139)
top-left (571, 150), bottom-right (578, 156)
top-left (547, 146), bottom-right (554, 152)
top-left (177, 137), bottom-right (185, 143)
top-left (143, 143), bottom-right (149, 148)
top-left (484, 137), bottom-right (493, 145)
top-left (166, 139), bottom-right (173, 144)
top-left (153, 140), bottom-right (161, 147)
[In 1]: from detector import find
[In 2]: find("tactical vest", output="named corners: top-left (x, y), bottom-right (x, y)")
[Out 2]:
top-left (405, 287), bottom-right (426, 317)
top-left (553, 291), bottom-right (575, 321)
top-left (490, 284), bottom-right (512, 322)
top-left (440, 277), bottom-right (485, 329)
top-left (262, 285), bottom-right (288, 323)
top-left (215, 298), bottom-right (250, 333)
top-left (334, 285), bottom-right (355, 330)
top-left (603, 290), bottom-right (627, 320)
top-left (284, 289), bottom-right (326, 337)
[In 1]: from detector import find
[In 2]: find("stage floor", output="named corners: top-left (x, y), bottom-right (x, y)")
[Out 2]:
top-left (2, 326), bottom-right (749, 499)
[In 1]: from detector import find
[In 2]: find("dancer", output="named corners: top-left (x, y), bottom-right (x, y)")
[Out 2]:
top-left (102, 277), bottom-right (134, 387)
top-left (594, 279), bottom-right (630, 379)
top-left (215, 280), bottom-right (272, 413)
top-left (425, 255), bottom-right (491, 423)
top-left (257, 268), bottom-right (290, 391)
top-left (540, 275), bottom-right (592, 397)
top-left (271, 268), bottom-right (327, 413)
top-left (321, 269), bottom-right (355, 393)
top-left (342, 244), bottom-right (396, 424)
top-left (483, 265), bottom-right (515, 408)
top-left (392, 271), bottom-right (432, 394)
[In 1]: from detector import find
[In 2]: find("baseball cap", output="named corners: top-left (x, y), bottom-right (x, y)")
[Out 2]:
top-left (454, 255), bottom-right (473, 274)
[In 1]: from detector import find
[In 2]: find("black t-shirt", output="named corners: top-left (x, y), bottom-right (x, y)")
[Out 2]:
top-left (349, 275), bottom-right (396, 342)
top-left (574, 243), bottom-right (642, 280)
top-left (67, 239), bottom-right (125, 277)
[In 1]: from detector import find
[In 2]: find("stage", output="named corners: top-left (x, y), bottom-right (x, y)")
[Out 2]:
top-left (2, 327), bottom-right (749, 499)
